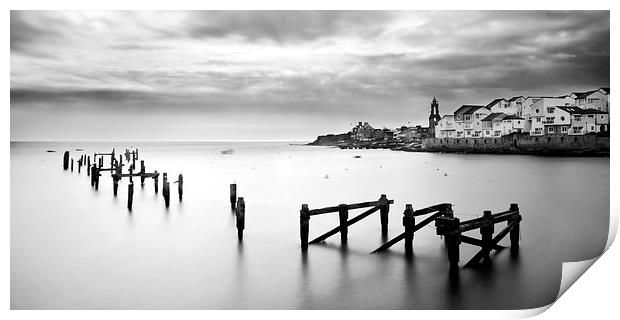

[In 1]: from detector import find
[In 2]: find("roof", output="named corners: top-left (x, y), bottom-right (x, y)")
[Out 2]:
top-left (571, 90), bottom-right (598, 99)
top-left (485, 98), bottom-right (506, 109)
top-left (556, 106), bottom-right (608, 115)
top-left (502, 115), bottom-right (525, 120)
top-left (600, 87), bottom-right (610, 94)
top-left (508, 96), bottom-right (524, 101)
top-left (440, 115), bottom-right (454, 120)
top-left (481, 113), bottom-right (507, 121)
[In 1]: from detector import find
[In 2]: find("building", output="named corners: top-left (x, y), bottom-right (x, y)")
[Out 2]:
top-left (500, 115), bottom-right (525, 135)
top-left (480, 113), bottom-right (507, 137)
top-left (350, 122), bottom-right (375, 141)
top-left (435, 115), bottom-right (455, 138)
top-left (570, 88), bottom-right (610, 112)
top-left (428, 97), bottom-right (441, 136)
top-left (529, 97), bottom-right (575, 136)
top-left (453, 105), bottom-right (491, 138)
top-left (557, 107), bottom-right (610, 135)
top-left (486, 98), bottom-right (509, 114)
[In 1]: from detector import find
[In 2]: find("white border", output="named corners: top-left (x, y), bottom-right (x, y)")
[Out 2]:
top-left (4, 1), bottom-right (617, 319)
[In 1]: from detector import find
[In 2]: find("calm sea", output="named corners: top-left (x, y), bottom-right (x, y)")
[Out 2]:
top-left (10, 141), bottom-right (610, 309)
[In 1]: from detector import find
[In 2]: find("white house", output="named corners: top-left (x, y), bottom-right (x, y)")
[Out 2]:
top-left (529, 97), bottom-right (575, 136)
top-left (558, 106), bottom-right (610, 135)
top-left (500, 115), bottom-right (525, 135)
top-left (453, 105), bottom-right (492, 138)
top-left (480, 113), bottom-right (506, 137)
top-left (435, 115), bottom-right (456, 138)
top-left (570, 88), bottom-right (609, 112)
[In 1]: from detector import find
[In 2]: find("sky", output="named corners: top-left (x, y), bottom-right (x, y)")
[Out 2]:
top-left (10, 10), bottom-right (610, 141)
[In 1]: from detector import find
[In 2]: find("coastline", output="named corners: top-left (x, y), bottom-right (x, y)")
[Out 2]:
top-left (307, 133), bottom-right (610, 157)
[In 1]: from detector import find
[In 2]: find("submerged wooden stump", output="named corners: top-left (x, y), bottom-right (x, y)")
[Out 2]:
top-left (236, 197), bottom-right (245, 241)
top-left (127, 182), bottom-right (134, 211)
top-left (63, 151), bottom-right (69, 170)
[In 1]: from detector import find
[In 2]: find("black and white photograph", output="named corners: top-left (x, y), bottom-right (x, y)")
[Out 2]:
top-left (6, 4), bottom-right (616, 316)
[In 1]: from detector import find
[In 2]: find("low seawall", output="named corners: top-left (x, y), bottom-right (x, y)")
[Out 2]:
top-left (421, 134), bottom-right (609, 156)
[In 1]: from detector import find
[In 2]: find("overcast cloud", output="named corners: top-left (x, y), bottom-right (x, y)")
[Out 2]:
top-left (10, 11), bottom-right (610, 141)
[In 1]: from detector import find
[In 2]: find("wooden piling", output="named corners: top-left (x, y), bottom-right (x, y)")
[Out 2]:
top-left (140, 160), bottom-right (145, 186)
top-left (403, 204), bottom-right (415, 255)
top-left (99, 157), bottom-right (103, 168)
top-left (154, 170), bottom-right (159, 194)
top-left (63, 151), bottom-right (69, 170)
top-left (127, 182), bottom-right (134, 211)
top-left (230, 183), bottom-right (237, 209)
top-left (94, 165), bottom-right (100, 190)
top-left (300, 204), bottom-right (310, 251)
top-left (113, 176), bottom-right (119, 196)
top-left (87, 156), bottom-right (91, 176)
top-left (480, 210), bottom-right (494, 263)
top-left (71, 158), bottom-right (74, 172)
top-left (132, 151), bottom-right (136, 169)
top-left (129, 165), bottom-right (133, 183)
top-left (236, 197), bottom-right (245, 241)
top-left (442, 204), bottom-right (454, 247)
top-left (78, 158), bottom-right (81, 173)
top-left (379, 194), bottom-right (389, 236)
top-left (90, 165), bottom-right (95, 186)
top-left (163, 173), bottom-right (170, 207)
top-left (338, 204), bottom-right (348, 244)
top-left (178, 174), bottom-right (183, 201)
top-left (509, 204), bottom-right (520, 249)
top-left (445, 217), bottom-right (461, 270)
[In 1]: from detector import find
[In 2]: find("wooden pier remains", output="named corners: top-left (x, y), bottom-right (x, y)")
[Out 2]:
top-left (163, 173), bottom-right (170, 208)
top-left (230, 183), bottom-right (237, 209)
top-left (63, 151), bottom-right (69, 170)
top-left (176, 174), bottom-right (183, 201)
top-left (435, 203), bottom-right (522, 269)
top-left (372, 203), bottom-right (453, 255)
top-left (127, 182), bottom-right (134, 211)
top-left (236, 197), bottom-right (245, 240)
top-left (299, 194), bottom-right (394, 251)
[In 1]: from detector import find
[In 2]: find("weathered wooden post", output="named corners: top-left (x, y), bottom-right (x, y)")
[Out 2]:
top-left (300, 204), bottom-right (310, 251)
top-left (236, 197), bottom-right (245, 241)
top-left (94, 165), bottom-right (100, 190)
top-left (129, 165), bottom-right (133, 183)
top-left (136, 148), bottom-right (139, 159)
top-left (132, 151), bottom-right (136, 169)
top-left (99, 156), bottom-right (103, 168)
top-left (403, 204), bottom-right (415, 255)
top-left (338, 204), bottom-right (348, 245)
top-left (63, 151), bottom-right (69, 170)
top-left (78, 158), bottom-right (81, 173)
top-left (230, 183), bottom-right (237, 209)
top-left (481, 210), bottom-right (494, 263)
top-left (177, 174), bottom-right (183, 201)
top-left (71, 158), bottom-right (74, 172)
top-left (442, 204), bottom-right (454, 247)
top-left (163, 173), bottom-right (170, 207)
top-left (87, 156), bottom-right (91, 176)
top-left (140, 160), bottom-right (145, 187)
top-left (111, 149), bottom-right (115, 168)
top-left (90, 164), bottom-right (95, 186)
top-left (509, 203), bottom-right (520, 250)
top-left (127, 182), bottom-right (134, 211)
top-left (154, 170), bottom-right (159, 194)
top-left (379, 194), bottom-right (389, 236)
top-left (125, 149), bottom-right (130, 161)
top-left (445, 217), bottom-right (461, 270)
top-left (113, 175), bottom-right (119, 196)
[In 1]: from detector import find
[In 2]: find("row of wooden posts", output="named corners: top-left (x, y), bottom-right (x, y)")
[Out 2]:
top-left (63, 149), bottom-right (183, 211)
top-left (64, 150), bottom-right (522, 270)
top-left (299, 195), bottom-right (522, 270)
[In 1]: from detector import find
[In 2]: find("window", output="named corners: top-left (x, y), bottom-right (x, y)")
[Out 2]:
top-left (536, 117), bottom-right (541, 123)
top-left (535, 108), bottom-right (540, 114)
top-left (548, 127), bottom-right (555, 133)
top-left (591, 126), bottom-right (594, 131)
top-left (547, 107), bottom-right (555, 113)
top-left (475, 114), bottom-right (480, 119)
top-left (517, 121), bottom-right (521, 124)
top-left (560, 116), bottom-right (565, 121)
top-left (465, 115), bottom-right (471, 121)
top-left (587, 115), bottom-right (594, 118)
top-left (561, 126), bottom-right (568, 133)
top-left (574, 115), bottom-right (582, 121)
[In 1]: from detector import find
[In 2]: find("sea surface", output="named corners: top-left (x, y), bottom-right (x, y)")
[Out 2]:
top-left (10, 141), bottom-right (610, 309)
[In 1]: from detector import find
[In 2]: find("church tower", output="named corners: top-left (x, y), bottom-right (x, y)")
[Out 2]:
top-left (428, 97), bottom-right (441, 135)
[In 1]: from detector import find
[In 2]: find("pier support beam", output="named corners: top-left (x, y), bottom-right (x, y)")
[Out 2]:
top-left (127, 182), bottom-right (134, 211)
top-left (338, 204), bottom-right (348, 245)
top-left (480, 210), bottom-right (494, 263)
top-left (236, 197), bottom-right (245, 241)
top-left (300, 204), bottom-right (310, 251)
top-left (379, 194), bottom-right (389, 236)
top-left (163, 173), bottom-right (170, 207)
top-left (230, 183), bottom-right (237, 210)
top-left (403, 204), bottom-right (415, 256)
top-left (178, 174), bottom-right (183, 201)
top-left (509, 203), bottom-right (520, 251)
top-left (63, 151), bottom-right (69, 170)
